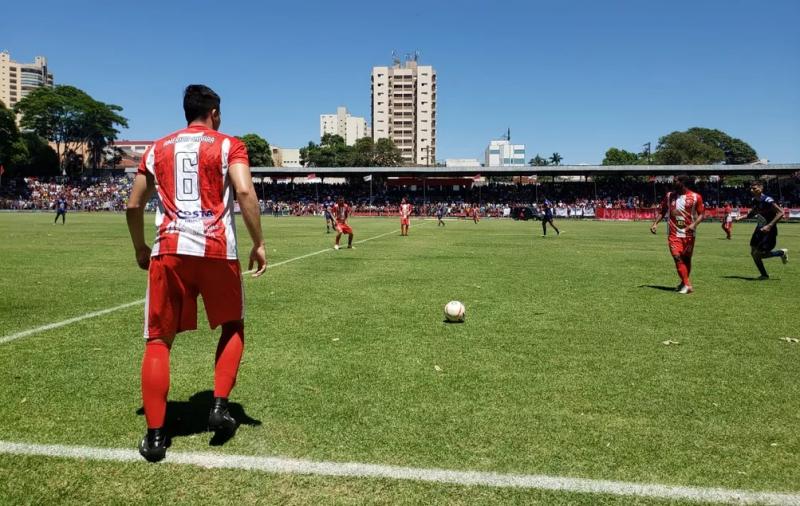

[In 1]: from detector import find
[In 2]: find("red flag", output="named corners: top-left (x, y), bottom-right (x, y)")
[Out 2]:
top-left (472, 173), bottom-right (481, 182)
top-left (307, 173), bottom-right (316, 180)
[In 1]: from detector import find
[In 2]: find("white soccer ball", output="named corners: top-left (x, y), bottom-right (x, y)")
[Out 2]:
top-left (444, 301), bottom-right (465, 322)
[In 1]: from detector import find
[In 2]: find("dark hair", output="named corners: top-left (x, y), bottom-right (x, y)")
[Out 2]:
top-left (675, 175), bottom-right (691, 187)
top-left (183, 84), bottom-right (220, 123)
top-left (750, 180), bottom-right (764, 188)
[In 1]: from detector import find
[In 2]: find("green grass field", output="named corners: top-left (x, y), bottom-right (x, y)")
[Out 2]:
top-left (0, 213), bottom-right (798, 505)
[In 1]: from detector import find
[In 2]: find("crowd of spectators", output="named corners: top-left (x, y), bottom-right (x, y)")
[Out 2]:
top-left (2, 175), bottom-right (798, 215)
top-left (0, 177), bottom-right (133, 211)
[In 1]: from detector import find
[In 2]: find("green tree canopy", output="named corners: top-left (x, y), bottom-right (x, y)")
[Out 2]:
top-left (529, 154), bottom-right (549, 166)
top-left (300, 136), bottom-right (401, 167)
top-left (602, 147), bottom-right (642, 166)
top-left (653, 128), bottom-right (757, 165)
top-left (0, 100), bottom-right (23, 169)
top-left (549, 152), bottom-right (563, 166)
top-left (237, 133), bottom-right (273, 167)
top-left (14, 85), bottom-right (128, 174)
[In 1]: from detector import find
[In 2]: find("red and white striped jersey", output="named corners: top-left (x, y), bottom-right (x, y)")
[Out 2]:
top-left (400, 203), bottom-right (412, 218)
top-left (332, 203), bottom-right (350, 223)
top-left (137, 125), bottom-right (249, 260)
top-left (659, 190), bottom-right (705, 239)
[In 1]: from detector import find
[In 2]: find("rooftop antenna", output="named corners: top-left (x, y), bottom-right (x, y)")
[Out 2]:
top-left (501, 128), bottom-right (511, 141)
top-left (391, 50), bottom-right (400, 66)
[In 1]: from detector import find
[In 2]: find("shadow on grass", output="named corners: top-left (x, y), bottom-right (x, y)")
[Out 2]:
top-left (722, 275), bottom-right (763, 281)
top-left (136, 390), bottom-right (262, 446)
top-left (639, 284), bottom-right (676, 292)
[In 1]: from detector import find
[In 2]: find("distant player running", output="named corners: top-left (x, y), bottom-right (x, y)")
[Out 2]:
top-left (541, 200), bottom-right (560, 236)
top-left (54, 195), bottom-right (67, 225)
top-left (332, 196), bottom-right (354, 249)
top-left (736, 181), bottom-right (788, 279)
top-left (650, 175), bottom-right (705, 294)
top-left (126, 85), bottom-right (267, 462)
top-left (400, 197), bottom-right (412, 236)
top-left (471, 204), bottom-right (480, 224)
top-left (721, 202), bottom-right (733, 240)
top-left (436, 204), bottom-right (446, 226)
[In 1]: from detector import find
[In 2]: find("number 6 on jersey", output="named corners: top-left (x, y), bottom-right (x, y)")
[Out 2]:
top-left (175, 151), bottom-right (199, 201)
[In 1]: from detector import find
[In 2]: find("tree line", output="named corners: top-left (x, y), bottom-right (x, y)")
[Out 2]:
top-left (602, 128), bottom-right (758, 166)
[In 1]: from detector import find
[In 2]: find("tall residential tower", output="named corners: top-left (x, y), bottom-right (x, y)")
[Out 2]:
top-left (371, 56), bottom-right (436, 165)
top-left (0, 51), bottom-right (54, 107)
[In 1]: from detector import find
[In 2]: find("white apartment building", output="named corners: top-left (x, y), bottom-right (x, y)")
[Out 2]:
top-left (0, 51), bottom-right (54, 107)
top-left (485, 140), bottom-right (525, 167)
top-left (371, 57), bottom-right (436, 165)
top-left (271, 147), bottom-right (302, 168)
top-left (319, 106), bottom-right (369, 146)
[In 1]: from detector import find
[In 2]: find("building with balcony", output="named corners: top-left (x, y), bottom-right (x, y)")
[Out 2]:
top-left (320, 106), bottom-right (369, 146)
top-left (371, 55), bottom-right (436, 165)
top-left (0, 51), bottom-right (54, 107)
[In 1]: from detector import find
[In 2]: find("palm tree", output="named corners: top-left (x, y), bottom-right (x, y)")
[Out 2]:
top-left (530, 154), bottom-right (548, 167)
top-left (549, 152), bottom-right (562, 166)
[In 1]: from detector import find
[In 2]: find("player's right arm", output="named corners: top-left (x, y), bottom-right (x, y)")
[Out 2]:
top-left (228, 162), bottom-right (267, 277)
top-left (126, 173), bottom-right (156, 270)
top-left (650, 196), bottom-right (667, 234)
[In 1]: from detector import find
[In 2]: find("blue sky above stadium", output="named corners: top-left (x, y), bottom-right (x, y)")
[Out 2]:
top-left (3, 0), bottom-right (799, 163)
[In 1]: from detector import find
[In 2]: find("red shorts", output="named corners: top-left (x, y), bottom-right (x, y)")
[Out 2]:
top-left (336, 222), bottom-right (353, 235)
top-left (144, 255), bottom-right (243, 339)
top-left (668, 236), bottom-right (695, 258)
top-left (401, 217), bottom-right (410, 226)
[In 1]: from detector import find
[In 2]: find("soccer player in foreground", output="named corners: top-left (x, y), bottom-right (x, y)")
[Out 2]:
top-left (650, 175), bottom-right (705, 294)
top-left (332, 196), bottom-right (354, 249)
top-left (400, 197), bottom-right (412, 236)
top-left (736, 181), bottom-right (788, 279)
top-left (126, 85), bottom-right (267, 462)
top-left (721, 202), bottom-right (733, 239)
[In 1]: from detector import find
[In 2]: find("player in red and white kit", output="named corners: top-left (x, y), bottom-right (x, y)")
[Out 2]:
top-left (721, 202), bottom-right (733, 239)
top-left (399, 197), bottom-right (412, 236)
top-left (650, 175), bottom-right (705, 294)
top-left (126, 85), bottom-right (267, 462)
top-left (332, 196), bottom-right (354, 249)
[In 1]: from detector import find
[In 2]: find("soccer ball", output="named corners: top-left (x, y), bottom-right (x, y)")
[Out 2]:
top-left (444, 301), bottom-right (465, 322)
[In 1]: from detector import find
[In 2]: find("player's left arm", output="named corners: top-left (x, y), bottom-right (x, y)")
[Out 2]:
top-left (760, 202), bottom-right (784, 232)
top-left (686, 195), bottom-right (706, 232)
top-left (126, 173), bottom-right (156, 270)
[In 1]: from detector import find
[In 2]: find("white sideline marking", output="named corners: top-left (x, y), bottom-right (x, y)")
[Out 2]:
top-left (0, 300), bottom-right (145, 345)
top-left (0, 441), bottom-right (798, 505)
top-left (1, 228), bottom-right (401, 345)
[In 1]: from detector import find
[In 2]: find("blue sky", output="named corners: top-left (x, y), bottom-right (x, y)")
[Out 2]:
top-left (3, 0), bottom-right (799, 163)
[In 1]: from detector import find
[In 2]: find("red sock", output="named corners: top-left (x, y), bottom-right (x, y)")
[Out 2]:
top-left (141, 339), bottom-right (170, 429)
top-left (675, 259), bottom-right (690, 286)
top-left (214, 322), bottom-right (245, 398)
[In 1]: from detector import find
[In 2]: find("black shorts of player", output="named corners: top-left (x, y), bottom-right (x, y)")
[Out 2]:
top-left (750, 226), bottom-right (777, 253)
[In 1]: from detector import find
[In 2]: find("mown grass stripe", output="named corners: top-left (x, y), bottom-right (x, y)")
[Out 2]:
top-left (0, 227), bottom-right (401, 345)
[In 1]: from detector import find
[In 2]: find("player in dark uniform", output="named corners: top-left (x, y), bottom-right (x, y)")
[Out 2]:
top-left (323, 201), bottom-right (335, 233)
top-left (436, 204), bottom-right (446, 226)
top-left (54, 196), bottom-right (67, 224)
top-left (541, 200), bottom-right (560, 236)
top-left (736, 181), bottom-right (788, 279)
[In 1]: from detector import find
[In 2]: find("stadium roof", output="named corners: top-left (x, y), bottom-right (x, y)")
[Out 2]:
top-left (251, 164), bottom-right (800, 177)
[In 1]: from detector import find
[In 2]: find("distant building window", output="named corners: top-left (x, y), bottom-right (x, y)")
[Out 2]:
top-left (490, 149), bottom-right (500, 154)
